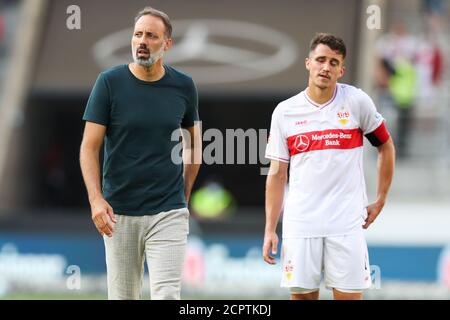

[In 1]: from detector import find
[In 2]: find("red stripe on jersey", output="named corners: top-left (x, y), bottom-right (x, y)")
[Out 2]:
top-left (370, 121), bottom-right (390, 145)
top-left (287, 128), bottom-right (363, 156)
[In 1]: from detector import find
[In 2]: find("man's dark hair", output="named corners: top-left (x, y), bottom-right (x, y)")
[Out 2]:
top-left (134, 7), bottom-right (172, 38)
top-left (310, 33), bottom-right (346, 59)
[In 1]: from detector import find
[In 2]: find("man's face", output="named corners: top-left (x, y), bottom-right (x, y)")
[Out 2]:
top-left (305, 44), bottom-right (345, 90)
top-left (131, 15), bottom-right (172, 67)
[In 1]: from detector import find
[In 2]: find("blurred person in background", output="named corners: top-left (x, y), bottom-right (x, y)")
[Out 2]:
top-left (415, 0), bottom-right (444, 107)
top-left (263, 33), bottom-right (395, 300)
top-left (190, 176), bottom-right (235, 221)
top-left (375, 22), bottom-right (417, 160)
top-left (40, 141), bottom-right (66, 206)
top-left (80, 7), bottom-right (201, 300)
top-left (375, 13), bottom-right (444, 160)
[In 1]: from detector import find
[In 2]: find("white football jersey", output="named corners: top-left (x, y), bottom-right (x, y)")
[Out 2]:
top-left (266, 83), bottom-right (389, 238)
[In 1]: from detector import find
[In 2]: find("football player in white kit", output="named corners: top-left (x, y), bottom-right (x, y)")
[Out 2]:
top-left (263, 33), bottom-right (395, 300)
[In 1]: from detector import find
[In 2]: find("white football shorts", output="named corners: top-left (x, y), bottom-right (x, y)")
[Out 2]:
top-left (281, 229), bottom-right (372, 291)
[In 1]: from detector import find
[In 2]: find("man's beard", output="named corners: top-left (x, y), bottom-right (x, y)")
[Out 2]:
top-left (133, 45), bottom-right (165, 68)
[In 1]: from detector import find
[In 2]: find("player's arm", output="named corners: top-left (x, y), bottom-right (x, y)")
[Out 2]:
top-left (358, 86), bottom-right (395, 229)
top-left (364, 135), bottom-right (395, 229)
top-left (80, 122), bottom-right (116, 237)
top-left (263, 160), bottom-right (288, 264)
top-left (182, 123), bottom-right (202, 203)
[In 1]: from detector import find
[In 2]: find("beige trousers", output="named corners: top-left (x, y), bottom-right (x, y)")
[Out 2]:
top-left (103, 208), bottom-right (189, 300)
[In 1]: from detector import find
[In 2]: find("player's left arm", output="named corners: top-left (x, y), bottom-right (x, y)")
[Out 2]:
top-left (182, 123), bottom-right (202, 203)
top-left (363, 135), bottom-right (395, 229)
top-left (357, 88), bottom-right (396, 229)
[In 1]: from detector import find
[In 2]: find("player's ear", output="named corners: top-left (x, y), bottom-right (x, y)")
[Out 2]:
top-left (164, 38), bottom-right (173, 51)
top-left (305, 57), bottom-right (310, 71)
top-left (339, 65), bottom-right (346, 78)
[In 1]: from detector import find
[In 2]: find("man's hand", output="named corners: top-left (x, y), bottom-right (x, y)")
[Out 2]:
top-left (91, 197), bottom-right (117, 237)
top-left (263, 231), bottom-right (279, 265)
top-left (363, 201), bottom-right (384, 229)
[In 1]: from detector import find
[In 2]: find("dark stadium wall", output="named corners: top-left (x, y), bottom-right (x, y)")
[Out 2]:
top-left (21, 92), bottom-right (286, 210)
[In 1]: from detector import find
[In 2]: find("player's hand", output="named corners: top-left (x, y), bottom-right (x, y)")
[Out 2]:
top-left (263, 231), bottom-right (279, 265)
top-left (363, 201), bottom-right (384, 229)
top-left (91, 197), bottom-right (117, 237)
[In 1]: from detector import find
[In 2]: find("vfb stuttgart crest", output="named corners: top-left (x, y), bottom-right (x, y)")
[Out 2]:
top-left (337, 109), bottom-right (350, 125)
top-left (284, 260), bottom-right (294, 281)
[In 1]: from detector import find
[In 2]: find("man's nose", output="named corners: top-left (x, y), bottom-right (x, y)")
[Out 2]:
top-left (322, 62), bottom-right (331, 71)
top-left (139, 36), bottom-right (148, 46)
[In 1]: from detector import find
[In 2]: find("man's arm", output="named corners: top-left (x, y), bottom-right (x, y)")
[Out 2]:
top-left (263, 160), bottom-right (289, 264)
top-left (364, 137), bottom-right (395, 229)
top-left (80, 122), bottom-right (116, 237)
top-left (182, 123), bottom-right (202, 203)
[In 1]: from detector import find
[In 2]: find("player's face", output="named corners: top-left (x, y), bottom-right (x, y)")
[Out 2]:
top-left (131, 15), bottom-right (172, 67)
top-left (305, 44), bottom-right (345, 90)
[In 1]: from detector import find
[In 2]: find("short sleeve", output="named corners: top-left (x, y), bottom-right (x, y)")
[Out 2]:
top-left (357, 89), bottom-right (384, 135)
top-left (265, 106), bottom-right (290, 163)
top-left (356, 89), bottom-right (390, 146)
top-left (181, 78), bottom-right (199, 128)
top-left (82, 73), bottom-right (111, 126)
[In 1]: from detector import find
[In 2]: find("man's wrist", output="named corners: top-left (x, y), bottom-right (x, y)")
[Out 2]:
top-left (375, 196), bottom-right (386, 206)
top-left (264, 226), bottom-right (277, 235)
top-left (89, 193), bottom-right (104, 204)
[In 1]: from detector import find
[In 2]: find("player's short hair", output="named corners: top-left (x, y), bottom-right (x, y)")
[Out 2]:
top-left (310, 33), bottom-right (346, 59)
top-left (134, 7), bottom-right (172, 39)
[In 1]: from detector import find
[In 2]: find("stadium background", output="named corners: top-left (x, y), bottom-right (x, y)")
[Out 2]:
top-left (0, 0), bottom-right (449, 299)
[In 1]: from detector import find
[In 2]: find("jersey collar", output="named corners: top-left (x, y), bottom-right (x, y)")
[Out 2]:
top-left (303, 85), bottom-right (338, 110)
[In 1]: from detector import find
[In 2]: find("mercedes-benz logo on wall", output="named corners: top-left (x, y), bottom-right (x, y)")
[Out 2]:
top-left (93, 19), bottom-right (299, 84)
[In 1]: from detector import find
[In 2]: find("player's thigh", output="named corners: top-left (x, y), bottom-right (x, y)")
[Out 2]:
top-left (281, 237), bottom-right (324, 290)
top-left (104, 214), bottom-right (146, 299)
top-left (145, 208), bottom-right (189, 299)
top-left (323, 230), bottom-right (371, 291)
top-left (104, 214), bottom-right (146, 272)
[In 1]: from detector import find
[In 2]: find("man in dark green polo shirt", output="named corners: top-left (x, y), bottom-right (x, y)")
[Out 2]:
top-left (80, 7), bottom-right (201, 300)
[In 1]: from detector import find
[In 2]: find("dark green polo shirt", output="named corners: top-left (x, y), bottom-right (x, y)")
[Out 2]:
top-left (83, 64), bottom-right (199, 216)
